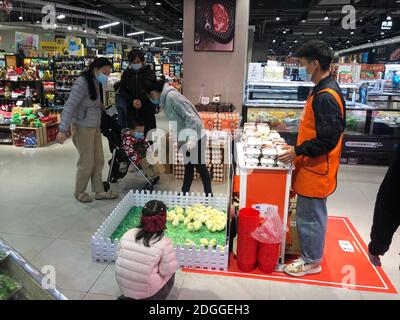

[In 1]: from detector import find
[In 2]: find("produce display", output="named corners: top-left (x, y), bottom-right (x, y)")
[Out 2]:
top-left (0, 274), bottom-right (22, 300)
top-left (242, 122), bottom-right (291, 169)
top-left (111, 205), bottom-right (227, 249)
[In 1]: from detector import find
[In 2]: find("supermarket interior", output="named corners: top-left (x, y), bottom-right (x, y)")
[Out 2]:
top-left (0, 0), bottom-right (399, 301)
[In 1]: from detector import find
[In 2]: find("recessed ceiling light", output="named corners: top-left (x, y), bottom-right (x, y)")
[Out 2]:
top-left (318, 30), bottom-right (323, 34)
top-left (36, 20), bottom-right (40, 24)
top-left (155, 2), bottom-right (162, 5)
top-left (294, 40), bottom-right (298, 43)
top-left (57, 14), bottom-right (65, 19)
top-left (350, 31), bottom-right (354, 35)
top-left (381, 32), bottom-right (385, 35)
top-left (67, 26), bottom-right (72, 30)
top-left (19, 16), bottom-right (23, 20)
top-left (283, 30), bottom-right (286, 34)
top-left (324, 11), bottom-right (329, 20)
top-left (272, 39), bottom-right (276, 43)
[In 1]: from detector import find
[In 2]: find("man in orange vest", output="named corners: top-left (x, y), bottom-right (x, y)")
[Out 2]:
top-left (277, 40), bottom-right (346, 277)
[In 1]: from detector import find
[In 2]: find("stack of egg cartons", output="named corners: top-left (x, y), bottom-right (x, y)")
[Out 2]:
top-left (211, 147), bottom-right (224, 182)
top-left (243, 123), bottom-right (262, 167)
top-left (173, 143), bottom-right (185, 179)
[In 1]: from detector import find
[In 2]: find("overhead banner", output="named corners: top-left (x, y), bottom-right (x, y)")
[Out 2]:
top-left (15, 32), bottom-right (39, 55)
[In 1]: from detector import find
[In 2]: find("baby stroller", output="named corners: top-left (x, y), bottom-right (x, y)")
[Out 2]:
top-left (100, 110), bottom-right (158, 192)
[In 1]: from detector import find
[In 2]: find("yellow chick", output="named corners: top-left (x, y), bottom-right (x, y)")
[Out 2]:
top-left (187, 223), bottom-right (194, 232)
top-left (177, 214), bottom-right (185, 222)
top-left (193, 221), bottom-right (202, 231)
top-left (200, 238), bottom-right (209, 247)
top-left (209, 239), bottom-right (217, 247)
top-left (172, 219), bottom-right (180, 227)
top-left (183, 217), bottom-right (191, 225)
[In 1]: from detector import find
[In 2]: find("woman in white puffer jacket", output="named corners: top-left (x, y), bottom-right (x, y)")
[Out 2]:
top-left (116, 200), bottom-right (178, 300)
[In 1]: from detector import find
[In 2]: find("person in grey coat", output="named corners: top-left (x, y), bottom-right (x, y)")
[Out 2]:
top-left (56, 57), bottom-right (118, 203)
top-left (143, 78), bottom-right (212, 195)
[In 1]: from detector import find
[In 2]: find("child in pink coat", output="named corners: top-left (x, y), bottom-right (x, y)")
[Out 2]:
top-left (116, 200), bottom-right (178, 300)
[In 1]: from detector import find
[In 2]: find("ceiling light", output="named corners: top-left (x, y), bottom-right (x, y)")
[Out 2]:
top-left (145, 36), bottom-right (163, 41)
top-left (368, 39), bottom-right (371, 42)
top-left (318, 30), bottom-right (323, 34)
top-left (283, 30), bottom-right (286, 34)
top-left (36, 20), bottom-right (40, 24)
top-left (57, 14), bottom-right (65, 19)
top-left (301, 12), bottom-right (307, 23)
top-left (19, 16), bottom-right (23, 20)
top-left (294, 40), bottom-right (298, 43)
top-left (324, 11), bottom-right (329, 20)
top-left (272, 39), bottom-right (276, 43)
top-left (54, 24), bottom-right (58, 28)
top-left (155, 2), bottom-right (162, 5)
top-left (127, 31), bottom-right (145, 36)
top-left (98, 21), bottom-right (120, 29)
top-left (161, 40), bottom-right (182, 45)
top-left (84, 29), bottom-right (87, 33)
top-left (179, 18), bottom-right (183, 21)
top-left (381, 32), bottom-right (385, 35)
top-left (346, 40), bottom-right (350, 43)
top-left (350, 31), bottom-right (354, 35)
top-left (67, 26), bottom-right (72, 30)
top-left (387, 14), bottom-right (392, 20)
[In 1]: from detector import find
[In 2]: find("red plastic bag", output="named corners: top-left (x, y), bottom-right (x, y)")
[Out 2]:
top-left (251, 210), bottom-right (284, 244)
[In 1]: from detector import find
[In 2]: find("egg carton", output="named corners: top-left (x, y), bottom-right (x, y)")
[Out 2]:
top-left (91, 190), bottom-right (229, 270)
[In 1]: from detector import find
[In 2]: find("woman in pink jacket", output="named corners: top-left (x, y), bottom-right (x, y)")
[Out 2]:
top-left (116, 200), bottom-right (178, 300)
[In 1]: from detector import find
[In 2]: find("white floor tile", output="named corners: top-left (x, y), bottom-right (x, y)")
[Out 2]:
top-left (31, 239), bottom-right (108, 292)
top-left (269, 281), bottom-right (363, 300)
top-left (83, 293), bottom-right (118, 300)
top-left (61, 290), bottom-right (87, 300)
top-left (88, 264), bottom-right (121, 297)
top-left (179, 273), bottom-right (270, 300)
top-left (0, 233), bottom-right (54, 261)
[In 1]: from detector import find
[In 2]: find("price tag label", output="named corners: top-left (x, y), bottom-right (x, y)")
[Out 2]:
top-left (10, 124), bottom-right (16, 130)
top-left (16, 100), bottom-right (24, 106)
top-left (201, 96), bottom-right (210, 105)
top-left (38, 112), bottom-right (45, 118)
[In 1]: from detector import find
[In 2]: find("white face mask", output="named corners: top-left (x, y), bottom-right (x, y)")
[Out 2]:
top-left (131, 63), bottom-right (142, 71)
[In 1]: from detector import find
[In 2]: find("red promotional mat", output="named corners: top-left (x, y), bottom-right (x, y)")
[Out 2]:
top-left (183, 216), bottom-right (398, 294)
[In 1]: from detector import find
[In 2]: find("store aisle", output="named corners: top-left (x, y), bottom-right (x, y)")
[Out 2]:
top-left (0, 121), bottom-right (398, 299)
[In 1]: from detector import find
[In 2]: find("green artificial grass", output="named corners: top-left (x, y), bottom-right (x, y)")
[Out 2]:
top-left (111, 206), bottom-right (227, 248)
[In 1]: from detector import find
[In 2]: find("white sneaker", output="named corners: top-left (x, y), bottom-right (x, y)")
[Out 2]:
top-left (283, 258), bottom-right (322, 277)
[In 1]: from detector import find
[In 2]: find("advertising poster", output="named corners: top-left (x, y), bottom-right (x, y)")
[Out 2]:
top-left (194, 0), bottom-right (235, 52)
top-left (15, 32), bottom-right (39, 55)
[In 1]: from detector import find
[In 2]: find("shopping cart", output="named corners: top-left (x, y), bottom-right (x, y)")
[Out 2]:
top-left (100, 109), bottom-right (158, 192)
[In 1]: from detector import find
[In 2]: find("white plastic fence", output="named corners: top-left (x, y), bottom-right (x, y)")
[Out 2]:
top-left (91, 190), bottom-right (230, 271)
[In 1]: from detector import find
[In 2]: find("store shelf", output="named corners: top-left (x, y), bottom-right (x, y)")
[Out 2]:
top-left (247, 80), bottom-right (359, 89)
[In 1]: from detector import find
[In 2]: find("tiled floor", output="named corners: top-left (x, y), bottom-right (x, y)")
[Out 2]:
top-left (0, 115), bottom-right (399, 300)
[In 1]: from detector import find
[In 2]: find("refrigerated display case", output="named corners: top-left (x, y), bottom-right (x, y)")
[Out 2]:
top-left (0, 237), bottom-right (66, 300)
top-left (243, 80), bottom-right (400, 165)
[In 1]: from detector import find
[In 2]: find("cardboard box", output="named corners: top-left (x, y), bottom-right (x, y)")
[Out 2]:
top-left (285, 208), bottom-right (302, 256)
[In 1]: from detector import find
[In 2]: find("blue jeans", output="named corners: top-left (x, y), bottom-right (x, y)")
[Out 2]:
top-left (296, 195), bottom-right (328, 264)
top-left (116, 94), bottom-right (128, 129)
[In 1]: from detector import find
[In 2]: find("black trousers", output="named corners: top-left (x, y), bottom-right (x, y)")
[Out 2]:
top-left (368, 153), bottom-right (400, 256)
top-left (117, 274), bottom-right (175, 301)
top-left (182, 139), bottom-right (212, 195)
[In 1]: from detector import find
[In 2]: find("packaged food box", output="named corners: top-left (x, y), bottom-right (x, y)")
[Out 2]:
top-left (260, 158), bottom-right (276, 167)
top-left (245, 157), bottom-right (259, 167)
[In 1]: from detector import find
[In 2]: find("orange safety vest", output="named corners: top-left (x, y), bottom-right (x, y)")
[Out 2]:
top-left (293, 88), bottom-right (344, 199)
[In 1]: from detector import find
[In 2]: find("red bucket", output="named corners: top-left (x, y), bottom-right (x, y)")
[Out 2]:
top-left (257, 242), bottom-right (280, 274)
top-left (237, 208), bottom-right (260, 272)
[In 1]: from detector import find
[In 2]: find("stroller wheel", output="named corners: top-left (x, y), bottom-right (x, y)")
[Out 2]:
top-left (150, 176), bottom-right (160, 185)
top-left (103, 182), bottom-right (111, 192)
top-left (142, 183), bottom-right (154, 192)
top-left (110, 177), bottom-right (119, 183)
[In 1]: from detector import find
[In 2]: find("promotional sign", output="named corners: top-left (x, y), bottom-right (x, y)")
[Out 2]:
top-left (194, 0), bottom-right (236, 52)
top-left (106, 42), bottom-right (115, 55)
top-left (15, 32), bottom-right (39, 55)
top-left (66, 36), bottom-right (83, 56)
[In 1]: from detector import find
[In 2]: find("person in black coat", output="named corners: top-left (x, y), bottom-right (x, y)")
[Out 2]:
top-left (119, 49), bottom-right (157, 137)
top-left (368, 152), bottom-right (400, 266)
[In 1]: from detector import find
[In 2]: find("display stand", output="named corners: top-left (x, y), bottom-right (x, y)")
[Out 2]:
top-left (237, 142), bottom-right (292, 267)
